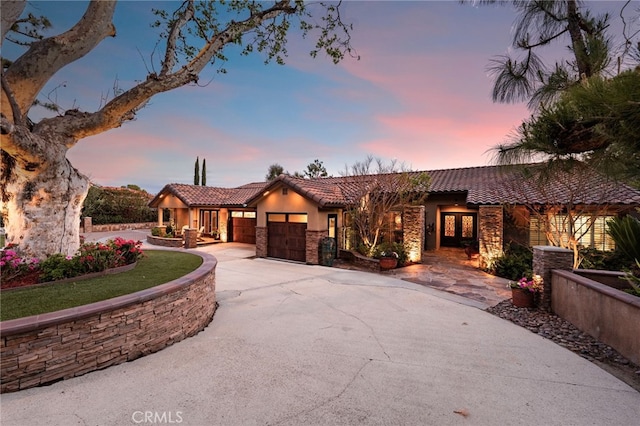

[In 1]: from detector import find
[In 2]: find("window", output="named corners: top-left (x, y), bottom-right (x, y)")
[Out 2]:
top-left (199, 209), bottom-right (219, 235)
top-left (528, 217), bottom-right (546, 247)
top-left (231, 211), bottom-right (256, 218)
top-left (444, 215), bottom-right (455, 237)
top-left (267, 213), bottom-right (307, 223)
top-left (529, 214), bottom-right (615, 251)
top-left (461, 215), bottom-right (474, 238)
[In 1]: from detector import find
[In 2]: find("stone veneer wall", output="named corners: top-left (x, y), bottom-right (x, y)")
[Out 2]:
top-left (0, 252), bottom-right (217, 393)
top-left (81, 219), bottom-right (156, 234)
top-left (255, 227), bottom-right (267, 258)
top-left (532, 245), bottom-right (573, 311)
top-left (146, 235), bottom-right (183, 248)
top-left (306, 230), bottom-right (325, 265)
top-left (478, 205), bottom-right (504, 270)
top-left (403, 206), bottom-right (424, 263)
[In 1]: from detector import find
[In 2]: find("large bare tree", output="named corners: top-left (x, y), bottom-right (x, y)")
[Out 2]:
top-left (1, 0), bottom-right (354, 258)
top-left (341, 156), bottom-right (430, 257)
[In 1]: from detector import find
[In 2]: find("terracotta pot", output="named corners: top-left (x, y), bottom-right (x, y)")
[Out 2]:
top-left (379, 257), bottom-right (398, 270)
top-left (511, 288), bottom-right (535, 308)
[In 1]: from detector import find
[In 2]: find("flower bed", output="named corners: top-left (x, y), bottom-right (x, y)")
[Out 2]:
top-left (1, 238), bottom-right (143, 290)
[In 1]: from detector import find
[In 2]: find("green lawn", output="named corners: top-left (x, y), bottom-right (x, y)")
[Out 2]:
top-left (0, 250), bottom-right (203, 321)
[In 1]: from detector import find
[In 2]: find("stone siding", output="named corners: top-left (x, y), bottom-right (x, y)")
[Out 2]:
top-left (338, 250), bottom-right (381, 272)
top-left (306, 230), bottom-right (326, 265)
top-left (146, 235), bottom-right (183, 248)
top-left (81, 220), bottom-right (156, 234)
top-left (533, 246), bottom-right (573, 311)
top-left (403, 206), bottom-right (424, 263)
top-left (255, 227), bottom-right (267, 258)
top-left (478, 206), bottom-right (503, 270)
top-left (0, 252), bottom-right (217, 393)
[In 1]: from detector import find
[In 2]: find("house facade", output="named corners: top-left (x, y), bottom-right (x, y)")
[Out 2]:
top-left (148, 182), bottom-right (267, 244)
top-left (149, 164), bottom-right (640, 267)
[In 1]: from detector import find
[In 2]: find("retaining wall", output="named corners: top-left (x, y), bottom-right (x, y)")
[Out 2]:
top-left (0, 252), bottom-right (217, 393)
top-left (146, 235), bottom-right (183, 248)
top-left (552, 269), bottom-right (640, 365)
top-left (81, 221), bottom-right (155, 233)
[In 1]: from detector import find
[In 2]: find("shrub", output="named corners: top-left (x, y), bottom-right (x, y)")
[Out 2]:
top-left (40, 254), bottom-right (84, 282)
top-left (578, 247), bottom-right (633, 271)
top-left (82, 186), bottom-right (157, 224)
top-left (606, 215), bottom-right (640, 262)
top-left (622, 260), bottom-right (640, 297)
top-left (490, 243), bottom-right (533, 281)
top-left (4, 239), bottom-right (144, 285)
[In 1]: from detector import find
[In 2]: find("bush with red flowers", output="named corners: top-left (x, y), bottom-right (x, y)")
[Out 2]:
top-left (1, 239), bottom-right (144, 287)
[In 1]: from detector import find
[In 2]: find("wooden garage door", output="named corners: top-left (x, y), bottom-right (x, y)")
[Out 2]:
top-left (267, 214), bottom-right (307, 262)
top-left (232, 217), bottom-right (256, 244)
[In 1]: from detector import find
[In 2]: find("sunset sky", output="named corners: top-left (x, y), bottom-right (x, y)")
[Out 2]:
top-left (10, 1), bottom-right (633, 194)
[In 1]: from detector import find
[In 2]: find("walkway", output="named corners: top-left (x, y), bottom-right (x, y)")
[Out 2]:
top-left (2, 235), bottom-right (638, 425)
top-left (390, 248), bottom-right (512, 308)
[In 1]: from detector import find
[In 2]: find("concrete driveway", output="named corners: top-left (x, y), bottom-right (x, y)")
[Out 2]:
top-left (1, 241), bottom-right (638, 425)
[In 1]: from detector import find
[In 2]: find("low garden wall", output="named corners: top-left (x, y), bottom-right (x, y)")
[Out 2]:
top-left (551, 269), bottom-right (640, 365)
top-left (146, 234), bottom-right (183, 248)
top-left (573, 269), bottom-right (627, 290)
top-left (0, 251), bottom-right (217, 393)
top-left (338, 250), bottom-right (381, 272)
top-left (81, 220), bottom-right (155, 233)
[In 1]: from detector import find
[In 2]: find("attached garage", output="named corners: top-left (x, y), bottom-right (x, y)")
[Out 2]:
top-left (267, 213), bottom-right (307, 262)
top-left (229, 211), bottom-right (257, 244)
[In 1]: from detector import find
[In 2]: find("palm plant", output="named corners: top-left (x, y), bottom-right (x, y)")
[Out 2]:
top-left (607, 215), bottom-right (640, 262)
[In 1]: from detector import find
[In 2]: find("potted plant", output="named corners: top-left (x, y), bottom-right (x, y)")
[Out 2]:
top-left (379, 251), bottom-right (399, 270)
top-left (508, 275), bottom-right (543, 308)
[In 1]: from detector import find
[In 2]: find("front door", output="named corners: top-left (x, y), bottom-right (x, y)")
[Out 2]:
top-left (440, 212), bottom-right (477, 247)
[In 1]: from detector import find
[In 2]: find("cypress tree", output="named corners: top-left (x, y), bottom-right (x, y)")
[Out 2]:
top-left (202, 158), bottom-right (207, 186)
top-left (194, 157), bottom-right (200, 185)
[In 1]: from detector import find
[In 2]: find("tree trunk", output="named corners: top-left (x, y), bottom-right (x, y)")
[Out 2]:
top-left (2, 138), bottom-right (89, 259)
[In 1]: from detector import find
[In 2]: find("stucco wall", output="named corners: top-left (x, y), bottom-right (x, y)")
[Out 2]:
top-left (552, 269), bottom-right (640, 365)
top-left (423, 193), bottom-right (473, 250)
top-left (155, 194), bottom-right (187, 209)
top-left (0, 252), bottom-right (217, 393)
top-left (256, 186), bottom-right (319, 228)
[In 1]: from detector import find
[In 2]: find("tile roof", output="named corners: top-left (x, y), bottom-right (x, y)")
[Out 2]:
top-left (149, 182), bottom-right (269, 208)
top-left (151, 164), bottom-right (640, 208)
top-left (423, 164), bottom-right (640, 205)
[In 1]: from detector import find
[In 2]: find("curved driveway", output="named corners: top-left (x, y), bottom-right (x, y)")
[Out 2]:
top-left (1, 240), bottom-right (638, 425)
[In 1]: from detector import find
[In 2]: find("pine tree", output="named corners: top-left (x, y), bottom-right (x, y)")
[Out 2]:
top-left (194, 157), bottom-right (200, 185)
top-left (202, 158), bottom-right (207, 186)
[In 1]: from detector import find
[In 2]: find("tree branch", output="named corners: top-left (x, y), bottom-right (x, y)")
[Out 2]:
top-left (51, 0), bottom-right (299, 140)
top-left (1, 1), bottom-right (117, 121)
top-left (0, 0), bottom-right (26, 47)
top-left (161, 0), bottom-right (195, 76)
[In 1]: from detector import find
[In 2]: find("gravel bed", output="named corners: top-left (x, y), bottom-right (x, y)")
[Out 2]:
top-left (487, 300), bottom-right (640, 391)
